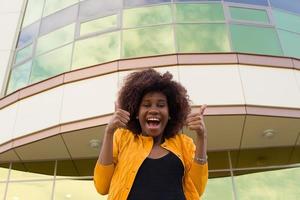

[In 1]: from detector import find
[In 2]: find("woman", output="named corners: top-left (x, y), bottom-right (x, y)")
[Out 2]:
top-left (94, 69), bottom-right (208, 200)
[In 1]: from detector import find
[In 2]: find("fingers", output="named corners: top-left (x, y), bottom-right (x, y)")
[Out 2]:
top-left (199, 104), bottom-right (207, 115)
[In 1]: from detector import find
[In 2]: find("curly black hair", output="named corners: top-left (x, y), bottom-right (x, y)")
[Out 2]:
top-left (118, 68), bottom-right (191, 139)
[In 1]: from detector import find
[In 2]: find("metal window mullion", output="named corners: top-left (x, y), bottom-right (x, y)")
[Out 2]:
top-left (228, 151), bottom-right (238, 200)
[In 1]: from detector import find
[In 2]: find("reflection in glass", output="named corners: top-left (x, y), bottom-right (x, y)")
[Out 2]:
top-left (43, 0), bottom-right (78, 17)
top-left (72, 31), bottom-right (120, 69)
top-left (202, 172), bottom-right (233, 200)
top-left (235, 167), bottom-right (300, 199)
top-left (176, 24), bottom-right (230, 53)
top-left (36, 23), bottom-right (75, 55)
top-left (230, 24), bottom-right (283, 56)
top-left (124, 0), bottom-right (171, 8)
top-left (122, 25), bottom-right (175, 58)
top-left (224, 0), bottom-right (269, 6)
top-left (269, 0), bottom-right (300, 14)
top-left (6, 181), bottom-right (53, 199)
top-left (175, 3), bottom-right (225, 22)
top-left (7, 61), bottom-right (32, 94)
top-left (277, 30), bottom-right (300, 58)
top-left (0, 164), bottom-right (9, 181)
top-left (10, 162), bottom-right (54, 180)
top-left (22, 0), bottom-right (44, 27)
top-left (54, 179), bottom-right (106, 199)
top-left (0, 183), bottom-right (6, 199)
top-left (79, 0), bottom-right (121, 20)
top-left (18, 21), bottom-right (39, 48)
top-left (80, 15), bottom-right (117, 36)
top-left (15, 45), bottom-right (33, 64)
top-left (273, 9), bottom-right (300, 34)
top-left (123, 5), bottom-right (172, 28)
top-left (229, 6), bottom-right (269, 23)
top-left (30, 44), bottom-right (72, 83)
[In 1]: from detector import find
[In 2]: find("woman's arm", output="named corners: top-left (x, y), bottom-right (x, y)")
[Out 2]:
top-left (94, 105), bottom-right (130, 194)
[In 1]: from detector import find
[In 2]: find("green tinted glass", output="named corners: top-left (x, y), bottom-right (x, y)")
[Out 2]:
top-left (0, 183), bottom-right (5, 199)
top-left (36, 23), bottom-right (75, 55)
top-left (80, 15), bottom-right (117, 36)
top-left (202, 172), bottom-right (233, 200)
top-left (235, 167), bottom-right (300, 199)
top-left (15, 44), bottom-right (33, 64)
top-left (176, 24), bottom-right (230, 52)
top-left (230, 6), bottom-right (269, 23)
top-left (122, 25), bottom-right (175, 58)
top-left (30, 44), bottom-right (72, 83)
top-left (72, 31), bottom-right (120, 69)
top-left (43, 0), bottom-right (78, 17)
top-left (123, 5), bottom-right (172, 28)
top-left (230, 24), bottom-right (283, 56)
top-left (7, 61), bottom-right (32, 94)
top-left (277, 30), bottom-right (300, 58)
top-left (273, 9), bottom-right (300, 33)
top-left (22, 0), bottom-right (44, 27)
top-left (175, 3), bottom-right (225, 22)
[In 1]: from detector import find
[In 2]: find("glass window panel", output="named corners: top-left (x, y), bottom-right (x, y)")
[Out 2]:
top-left (36, 23), bottom-right (75, 55)
top-left (122, 25), bottom-right (175, 58)
top-left (30, 44), bottom-right (72, 83)
top-left (124, 0), bottom-right (171, 8)
top-left (7, 61), bottom-right (32, 94)
top-left (15, 44), bottom-right (33, 64)
top-left (72, 31), bottom-right (120, 70)
top-left (10, 162), bottom-right (55, 180)
top-left (22, 0), bottom-right (44, 27)
top-left (175, 3), bottom-right (225, 22)
top-left (273, 9), bottom-right (300, 34)
top-left (40, 4), bottom-right (78, 36)
top-left (277, 30), bottom-right (300, 58)
top-left (229, 6), bottom-right (269, 23)
top-left (270, 0), bottom-right (300, 14)
top-left (176, 0), bottom-right (221, 1)
top-left (123, 5), bottom-right (172, 28)
top-left (224, 0), bottom-right (269, 6)
top-left (176, 24), bottom-right (230, 53)
top-left (235, 167), bottom-right (300, 199)
top-left (230, 24), bottom-right (283, 56)
top-left (0, 164), bottom-right (9, 181)
top-left (80, 14), bottom-right (117, 36)
top-left (18, 21), bottom-right (39, 48)
top-left (43, 0), bottom-right (78, 17)
top-left (6, 181), bottom-right (53, 199)
top-left (54, 179), bottom-right (106, 199)
top-left (79, 0), bottom-right (121, 20)
top-left (0, 183), bottom-right (6, 199)
top-left (202, 171), bottom-right (234, 200)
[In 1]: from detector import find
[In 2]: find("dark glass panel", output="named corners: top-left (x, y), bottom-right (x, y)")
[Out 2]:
top-left (270, 0), bottom-right (300, 14)
top-left (224, 0), bottom-right (269, 6)
top-left (124, 0), bottom-right (171, 8)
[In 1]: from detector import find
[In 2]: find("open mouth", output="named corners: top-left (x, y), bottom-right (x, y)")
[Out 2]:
top-left (146, 117), bottom-right (161, 129)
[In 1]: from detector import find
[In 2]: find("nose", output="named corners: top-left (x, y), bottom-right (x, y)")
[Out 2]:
top-left (148, 108), bottom-right (159, 114)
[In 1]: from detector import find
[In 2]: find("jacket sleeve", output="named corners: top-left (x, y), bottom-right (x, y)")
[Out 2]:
top-left (93, 129), bottom-right (122, 195)
top-left (189, 162), bottom-right (208, 196)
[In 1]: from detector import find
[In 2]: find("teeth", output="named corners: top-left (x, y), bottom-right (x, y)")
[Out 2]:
top-left (147, 118), bottom-right (160, 122)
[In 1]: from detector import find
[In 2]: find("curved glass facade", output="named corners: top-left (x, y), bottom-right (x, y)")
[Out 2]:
top-left (0, 156), bottom-right (299, 199)
top-left (6, 0), bottom-right (300, 94)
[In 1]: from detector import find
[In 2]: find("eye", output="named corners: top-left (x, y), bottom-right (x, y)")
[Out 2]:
top-left (142, 103), bottom-right (151, 108)
top-left (157, 103), bottom-right (166, 107)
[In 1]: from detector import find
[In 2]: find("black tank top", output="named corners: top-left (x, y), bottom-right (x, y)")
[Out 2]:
top-left (127, 152), bottom-right (186, 200)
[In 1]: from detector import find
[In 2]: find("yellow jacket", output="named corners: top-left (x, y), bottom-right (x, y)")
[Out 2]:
top-left (94, 128), bottom-right (208, 200)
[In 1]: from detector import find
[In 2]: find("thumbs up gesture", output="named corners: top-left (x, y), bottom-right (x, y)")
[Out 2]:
top-left (106, 102), bottom-right (130, 135)
top-left (186, 105), bottom-right (207, 137)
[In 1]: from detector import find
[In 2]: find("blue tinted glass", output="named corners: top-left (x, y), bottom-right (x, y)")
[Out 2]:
top-left (17, 21), bottom-right (39, 48)
top-left (125, 0), bottom-right (171, 8)
top-left (224, 0), bottom-right (269, 6)
top-left (175, 0), bottom-right (220, 1)
top-left (270, 0), bottom-right (300, 14)
top-left (79, 0), bottom-right (121, 20)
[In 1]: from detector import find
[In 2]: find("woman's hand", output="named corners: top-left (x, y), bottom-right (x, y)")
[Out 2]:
top-left (186, 105), bottom-right (207, 137)
top-left (106, 103), bottom-right (130, 135)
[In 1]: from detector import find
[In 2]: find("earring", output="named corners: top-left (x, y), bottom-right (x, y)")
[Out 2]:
top-left (136, 116), bottom-right (139, 119)
top-left (168, 116), bottom-right (171, 120)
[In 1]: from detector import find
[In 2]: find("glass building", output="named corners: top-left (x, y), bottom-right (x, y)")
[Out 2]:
top-left (0, 0), bottom-right (300, 199)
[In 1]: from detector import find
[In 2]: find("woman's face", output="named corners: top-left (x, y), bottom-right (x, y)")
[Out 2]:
top-left (138, 91), bottom-right (169, 138)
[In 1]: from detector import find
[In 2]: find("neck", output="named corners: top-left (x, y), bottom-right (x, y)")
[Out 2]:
top-left (153, 135), bottom-right (163, 146)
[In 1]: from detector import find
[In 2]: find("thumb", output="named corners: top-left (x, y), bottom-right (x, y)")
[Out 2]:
top-left (200, 104), bottom-right (207, 115)
top-left (115, 101), bottom-right (120, 111)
